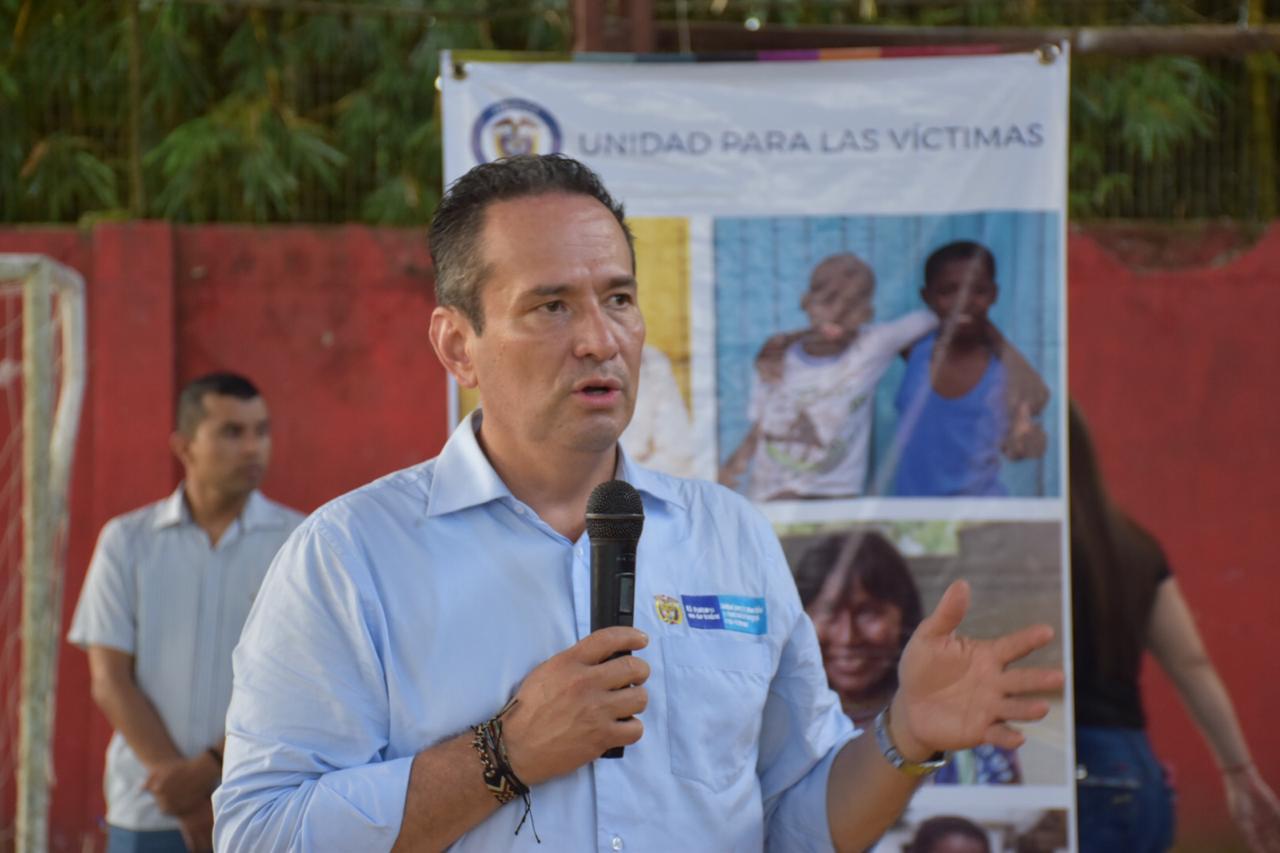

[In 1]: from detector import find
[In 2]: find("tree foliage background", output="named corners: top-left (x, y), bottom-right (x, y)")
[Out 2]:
top-left (0, 0), bottom-right (1275, 224)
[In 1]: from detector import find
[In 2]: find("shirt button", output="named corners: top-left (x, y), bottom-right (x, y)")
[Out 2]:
top-left (610, 837), bottom-right (623, 851)
top-left (514, 505), bottom-right (525, 515)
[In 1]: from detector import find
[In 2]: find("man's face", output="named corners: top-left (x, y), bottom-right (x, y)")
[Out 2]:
top-left (461, 192), bottom-right (644, 458)
top-left (177, 394), bottom-right (271, 497)
top-left (802, 258), bottom-right (874, 342)
top-left (922, 257), bottom-right (997, 338)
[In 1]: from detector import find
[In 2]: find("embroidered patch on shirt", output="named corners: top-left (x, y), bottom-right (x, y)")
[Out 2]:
top-left (654, 594), bottom-right (684, 625)
top-left (681, 595), bottom-right (767, 635)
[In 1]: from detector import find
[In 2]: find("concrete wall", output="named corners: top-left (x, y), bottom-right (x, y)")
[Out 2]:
top-left (0, 221), bottom-right (1276, 850)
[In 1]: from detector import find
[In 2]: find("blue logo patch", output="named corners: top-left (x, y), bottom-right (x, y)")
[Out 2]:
top-left (681, 595), bottom-right (767, 635)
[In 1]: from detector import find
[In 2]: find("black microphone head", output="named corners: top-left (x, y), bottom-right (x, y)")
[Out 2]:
top-left (585, 480), bottom-right (644, 539)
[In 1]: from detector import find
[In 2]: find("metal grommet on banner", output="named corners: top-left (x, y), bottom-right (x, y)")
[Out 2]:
top-left (453, 61), bottom-right (468, 80)
top-left (1035, 42), bottom-right (1061, 65)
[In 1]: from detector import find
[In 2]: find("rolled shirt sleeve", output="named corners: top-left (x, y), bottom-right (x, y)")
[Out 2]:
top-left (213, 519), bottom-right (412, 853)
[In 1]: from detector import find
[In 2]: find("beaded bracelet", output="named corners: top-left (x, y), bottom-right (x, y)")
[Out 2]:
top-left (471, 697), bottom-right (539, 842)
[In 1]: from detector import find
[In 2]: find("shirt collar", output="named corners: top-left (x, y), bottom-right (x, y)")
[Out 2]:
top-left (153, 484), bottom-right (190, 529)
top-left (152, 484), bottom-right (282, 531)
top-left (425, 410), bottom-right (516, 517)
top-left (426, 409), bottom-right (689, 518)
top-left (616, 443), bottom-right (689, 512)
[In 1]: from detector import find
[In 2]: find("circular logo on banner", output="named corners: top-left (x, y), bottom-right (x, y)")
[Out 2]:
top-left (471, 98), bottom-right (563, 163)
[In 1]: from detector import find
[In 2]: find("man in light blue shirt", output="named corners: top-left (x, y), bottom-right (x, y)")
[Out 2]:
top-left (70, 373), bottom-right (303, 853)
top-left (214, 155), bottom-right (1063, 852)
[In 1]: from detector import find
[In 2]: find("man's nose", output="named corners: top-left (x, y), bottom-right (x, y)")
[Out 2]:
top-left (572, 302), bottom-right (621, 362)
top-left (241, 431), bottom-right (268, 457)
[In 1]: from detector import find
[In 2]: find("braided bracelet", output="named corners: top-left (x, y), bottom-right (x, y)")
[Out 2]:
top-left (471, 698), bottom-right (539, 842)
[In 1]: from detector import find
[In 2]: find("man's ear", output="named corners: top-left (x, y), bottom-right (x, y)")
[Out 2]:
top-left (430, 306), bottom-right (479, 389)
top-left (170, 430), bottom-right (191, 467)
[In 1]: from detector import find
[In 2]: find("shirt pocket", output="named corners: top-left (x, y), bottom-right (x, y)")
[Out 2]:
top-left (661, 633), bottom-right (772, 792)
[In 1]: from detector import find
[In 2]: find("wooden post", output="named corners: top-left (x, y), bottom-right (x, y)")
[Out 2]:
top-left (630, 0), bottom-right (655, 53)
top-left (1247, 0), bottom-right (1276, 219)
top-left (574, 0), bottom-right (606, 52)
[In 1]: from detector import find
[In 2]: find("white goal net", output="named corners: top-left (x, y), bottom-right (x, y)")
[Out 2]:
top-left (0, 256), bottom-right (86, 853)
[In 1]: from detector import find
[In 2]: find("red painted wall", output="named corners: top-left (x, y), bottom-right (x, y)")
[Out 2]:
top-left (1, 222), bottom-right (1276, 850)
top-left (1069, 224), bottom-right (1280, 850)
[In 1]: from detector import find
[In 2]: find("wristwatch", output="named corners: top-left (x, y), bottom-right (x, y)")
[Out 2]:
top-left (874, 708), bottom-right (948, 777)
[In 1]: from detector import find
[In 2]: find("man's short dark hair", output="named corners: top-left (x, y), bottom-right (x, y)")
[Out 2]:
top-left (177, 372), bottom-right (261, 436)
top-left (428, 154), bottom-right (635, 333)
top-left (923, 240), bottom-right (997, 288)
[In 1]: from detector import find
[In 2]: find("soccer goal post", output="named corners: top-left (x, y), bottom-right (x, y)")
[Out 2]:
top-left (0, 255), bottom-right (86, 853)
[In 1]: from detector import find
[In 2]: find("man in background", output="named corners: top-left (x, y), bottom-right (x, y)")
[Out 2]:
top-left (68, 372), bottom-right (303, 853)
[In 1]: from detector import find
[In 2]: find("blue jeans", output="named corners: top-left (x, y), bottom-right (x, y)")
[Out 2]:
top-left (1076, 726), bottom-right (1176, 853)
top-left (106, 825), bottom-right (188, 853)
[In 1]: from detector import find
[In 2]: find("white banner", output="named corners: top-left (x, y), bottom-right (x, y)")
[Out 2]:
top-left (443, 52), bottom-right (1067, 217)
top-left (443, 48), bottom-right (1074, 851)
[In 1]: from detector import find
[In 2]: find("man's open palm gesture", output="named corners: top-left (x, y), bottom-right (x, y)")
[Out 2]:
top-left (891, 580), bottom-right (1064, 760)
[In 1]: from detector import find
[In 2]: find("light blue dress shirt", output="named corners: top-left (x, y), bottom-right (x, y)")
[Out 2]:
top-left (213, 412), bottom-right (857, 852)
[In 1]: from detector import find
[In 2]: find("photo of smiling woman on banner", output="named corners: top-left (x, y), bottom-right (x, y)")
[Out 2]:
top-left (779, 519), bottom-right (1066, 785)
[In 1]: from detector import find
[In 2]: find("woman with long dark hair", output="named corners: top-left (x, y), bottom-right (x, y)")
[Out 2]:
top-left (1071, 403), bottom-right (1280, 852)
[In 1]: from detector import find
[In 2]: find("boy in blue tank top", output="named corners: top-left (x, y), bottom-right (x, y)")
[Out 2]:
top-left (890, 241), bottom-right (1049, 497)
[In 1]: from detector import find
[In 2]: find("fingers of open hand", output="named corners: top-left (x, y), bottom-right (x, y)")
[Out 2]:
top-left (991, 623), bottom-right (1055, 665)
top-left (992, 695), bottom-right (1050, 725)
top-left (999, 665), bottom-right (1064, 697)
top-left (917, 580), bottom-right (970, 639)
top-left (982, 722), bottom-right (1028, 752)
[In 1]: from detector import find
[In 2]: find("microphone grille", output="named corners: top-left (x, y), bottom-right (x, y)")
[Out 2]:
top-left (585, 480), bottom-right (644, 539)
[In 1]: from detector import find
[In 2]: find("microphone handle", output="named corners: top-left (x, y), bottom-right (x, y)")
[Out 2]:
top-left (590, 537), bottom-right (637, 759)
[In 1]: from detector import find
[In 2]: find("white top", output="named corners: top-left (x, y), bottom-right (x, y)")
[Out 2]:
top-left (67, 486), bottom-right (303, 831)
top-left (746, 310), bottom-right (937, 500)
top-left (213, 412), bottom-right (857, 852)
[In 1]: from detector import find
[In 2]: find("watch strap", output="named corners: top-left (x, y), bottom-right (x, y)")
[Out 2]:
top-left (874, 707), bottom-right (948, 777)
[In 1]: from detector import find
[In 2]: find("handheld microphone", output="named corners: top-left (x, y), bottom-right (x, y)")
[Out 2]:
top-left (586, 479), bottom-right (645, 759)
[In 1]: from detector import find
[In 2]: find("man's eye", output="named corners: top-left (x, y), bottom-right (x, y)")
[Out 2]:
top-left (609, 293), bottom-right (634, 307)
top-left (541, 301), bottom-right (565, 313)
